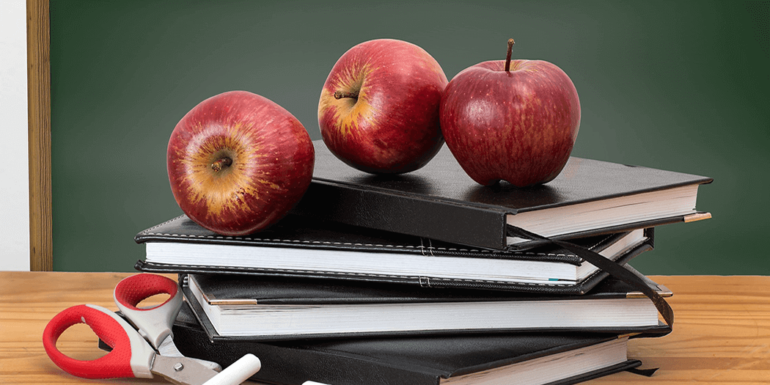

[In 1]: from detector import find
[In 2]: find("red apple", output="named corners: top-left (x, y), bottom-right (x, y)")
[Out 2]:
top-left (167, 91), bottom-right (314, 236)
top-left (440, 39), bottom-right (580, 187)
top-left (318, 39), bottom-right (448, 174)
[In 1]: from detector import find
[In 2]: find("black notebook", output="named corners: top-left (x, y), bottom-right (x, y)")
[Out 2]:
top-left (135, 214), bottom-right (654, 294)
top-left (291, 140), bottom-right (712, 251)
top-left (156, 302), bottom-right (665, 385)
top-left (181, 266), bottom-right (671, 341)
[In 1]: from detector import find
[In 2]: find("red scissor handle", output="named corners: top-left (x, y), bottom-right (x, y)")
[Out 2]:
top-left (42, 304), bottom-right (154, 379)
top-left (113, 274), bottom-right (182, 350)
top-left (114, 273), bottom-right (179, 311)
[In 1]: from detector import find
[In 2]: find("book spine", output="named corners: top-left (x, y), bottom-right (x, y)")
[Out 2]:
top-left (292, 180), bottom-right (510, 250)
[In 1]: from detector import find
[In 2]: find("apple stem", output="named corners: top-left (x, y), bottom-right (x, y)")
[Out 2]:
top-left (211, 157), bottom-right (233, 172)
top-left (505, 38), bottom-right (515, 72)
top-left (334, 91), bottom-right (359, 100)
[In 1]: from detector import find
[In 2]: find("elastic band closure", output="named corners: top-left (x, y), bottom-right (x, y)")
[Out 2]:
top-left (627, 367), bottom-right (659, 377)
top-left (506, 226), bottom-right (674, 327)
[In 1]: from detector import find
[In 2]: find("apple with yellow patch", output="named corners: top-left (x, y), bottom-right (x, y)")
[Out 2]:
top-left (167, 91), bottom-right (314, 236)
top-left (318, 39), bottom-right (448, 174)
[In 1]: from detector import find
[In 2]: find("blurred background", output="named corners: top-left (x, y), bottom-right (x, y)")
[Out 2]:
top-left (47, 0), bottom-right (768, 273)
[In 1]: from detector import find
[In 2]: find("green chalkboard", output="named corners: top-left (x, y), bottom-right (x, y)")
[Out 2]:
top-left (51, 0), bottom-right (769, 274)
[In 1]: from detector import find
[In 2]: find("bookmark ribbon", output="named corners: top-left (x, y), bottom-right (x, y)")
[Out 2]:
top-left (506, 226), bottom-right (674, 327)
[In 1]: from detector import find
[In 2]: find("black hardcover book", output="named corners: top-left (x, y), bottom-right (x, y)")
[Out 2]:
top-left (135, 214), bottom-right (654, 294)
top-left (180, 265), bottom-right (672, 341)
top-left (160, 302), bottom-right (666, 385)
top-left (292, 140), bottom-right (712, 251)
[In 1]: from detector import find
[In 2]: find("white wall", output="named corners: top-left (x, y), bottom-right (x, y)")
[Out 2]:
top-left (0, 0), bottom-right (30, 271)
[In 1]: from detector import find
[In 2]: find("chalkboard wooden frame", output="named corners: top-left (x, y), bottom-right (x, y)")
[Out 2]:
top-left (27, 0), bottom-right (52, 271)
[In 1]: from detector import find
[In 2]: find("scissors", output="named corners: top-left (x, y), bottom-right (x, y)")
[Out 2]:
top-left (43, 273), bottom-right (261, 385)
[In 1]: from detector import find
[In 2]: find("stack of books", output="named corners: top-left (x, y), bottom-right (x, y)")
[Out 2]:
top-left (135, 141), bottom-right (711, 385)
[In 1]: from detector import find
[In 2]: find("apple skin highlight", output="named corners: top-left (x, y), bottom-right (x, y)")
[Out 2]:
top-left (167, 91), bottom-right (315, 236)
top-left (318, 39), bottom-right (448, 174)
top-left (440, 59), bottom-right (580, 187)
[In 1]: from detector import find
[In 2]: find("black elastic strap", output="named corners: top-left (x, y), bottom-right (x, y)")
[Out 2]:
top-left (627, 367), bottom-right (659, 377)
top-left (507, 226), bottom-right (674, 326)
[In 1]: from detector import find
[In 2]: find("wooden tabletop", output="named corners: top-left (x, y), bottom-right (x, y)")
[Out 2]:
top-left (1, 272), bottom-right (768, 384)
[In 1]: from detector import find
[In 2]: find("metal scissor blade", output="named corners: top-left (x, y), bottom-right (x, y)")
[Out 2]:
top-left (158, 335), bottom-right (222, 372)
top-left (152, 355), bottom-right (219, 385)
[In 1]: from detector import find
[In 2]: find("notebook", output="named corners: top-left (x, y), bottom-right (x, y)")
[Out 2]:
top-left (180, 266), bottom-right (671, 341)
top-left (135, 214), bottom-right (653, 294)
top-left (292, 140), bottom-right (711, 251)
top-left (150, 301), bottom-right (666, 385)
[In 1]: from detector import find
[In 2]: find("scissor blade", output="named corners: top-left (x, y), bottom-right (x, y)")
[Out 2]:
top-left (152, 355), bottom-right (219, 385)
top-left (157, 335), bottom-right (183, 357)
top-left (158, 335), bottom-right (222, 371)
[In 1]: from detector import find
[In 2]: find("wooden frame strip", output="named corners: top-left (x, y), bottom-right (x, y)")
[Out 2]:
top-left (27, 0), bottom-right (52, 271)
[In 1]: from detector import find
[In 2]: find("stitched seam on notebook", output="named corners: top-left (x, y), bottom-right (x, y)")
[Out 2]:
top-left (139, 218), bottom-right (623, 257)
top-left (587, 233), bottom-right (614, 251)
top-left (139, 215), bottom-right (186, 235)
top-left (142, 231), bottom-right (578, 257)
top-left (143, 263), bottom-right (573, 287)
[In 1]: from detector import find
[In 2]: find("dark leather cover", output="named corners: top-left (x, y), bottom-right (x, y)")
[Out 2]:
top-left (135, 214), bottom-right (654, 294)
top-left (291, 140), bottom-right (712, 250)
top-left (167, 301), bottom-right (656, 385)
top-left (181, 268), bottom-right (672, 341)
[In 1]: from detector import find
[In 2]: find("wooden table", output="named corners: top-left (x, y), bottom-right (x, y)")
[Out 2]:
top-left (1, 272), bottom-right (768, 384)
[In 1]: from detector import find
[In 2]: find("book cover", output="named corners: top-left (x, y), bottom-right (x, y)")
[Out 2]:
top-left (164, 301), bottom-right (663, 385)
top-left (135, 214), bottom-right (654, 294)
top-left (181, 266), bottom-right (672, 341)
top-left (292, 140), bottom-right (711, 250)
